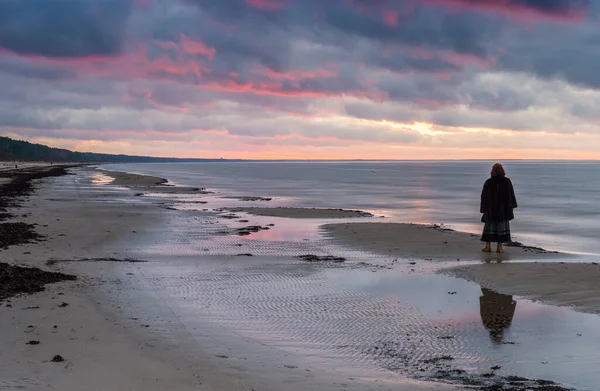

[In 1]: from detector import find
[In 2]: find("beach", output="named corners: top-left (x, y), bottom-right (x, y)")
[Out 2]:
top-left (0, 166), bottom-right (451, 390)
top-left (2, 163), bottom-right (599, 390)
top-left (0, 166), bottom-right (221, 391)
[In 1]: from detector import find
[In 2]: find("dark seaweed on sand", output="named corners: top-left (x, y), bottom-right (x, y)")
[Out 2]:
top-left (0, 222), bottom-right (45, 249)
top-left (366, 340), bottom-right (574, 391)
top-left (0, 166), bottom-right (79, 249)
top-left (0, 263), bottom-right (76, 301)
top-left (0, 166), bottom-right (74, 219)
top-left (46, 258), bottom-right (147, 266)
top-left (299, 254), bottom-right (346, 263)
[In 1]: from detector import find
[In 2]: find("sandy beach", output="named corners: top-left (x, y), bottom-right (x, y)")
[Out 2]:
top-left (323, 222), bottom-right (561, 261)
top-left (2, 164), bottom-right (597, 391)
top-left (99, 168), bottom-right (210, 194)
top-left (99, 169), bottom-right (168, 186)
top-left (0, 166), bottom-right (221, 391)
top-left (1, 166), bottom-right (458, 391)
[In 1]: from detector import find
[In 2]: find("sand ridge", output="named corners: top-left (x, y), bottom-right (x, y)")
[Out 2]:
top-left (324, 222), bottom-right (600, 315)
top-left (229, 206), bottom-right (374, 218)
top-left (98, 168), bottom-right (211, 193)
top-left (446, 262), bottom-right (600, 315)
top-left (322, 222), bottom-right (561, 262)
top-left (98, 169), bottom-right (168, 186)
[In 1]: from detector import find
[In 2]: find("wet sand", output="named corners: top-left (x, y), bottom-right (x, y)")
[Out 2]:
top-left (99, 168), bottom-right (210, 194)
top-left (323, 221), bottom-right (600, 316)
top-left (323, 222), bottom-right (560, 261)
top-left (0, 167), bottom-right (257, 391)
top-left (447, 262), bottom-right (600, 315)
top-left (99, 169), bottom-right (168, 186)
top-left (229, 207), bottom-right (373, 218)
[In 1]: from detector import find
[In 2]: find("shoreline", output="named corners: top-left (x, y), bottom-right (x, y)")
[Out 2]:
top-left (2, 164), bottom-right (594, 391)
top-left (228, 206), bottom-right (374, 218)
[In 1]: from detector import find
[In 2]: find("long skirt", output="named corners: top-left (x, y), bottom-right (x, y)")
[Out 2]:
top-left (481, 220), bottom-right (511, 243)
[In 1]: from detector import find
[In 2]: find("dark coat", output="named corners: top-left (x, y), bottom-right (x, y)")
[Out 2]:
top-left (480, 176), bottom-right (517, 223)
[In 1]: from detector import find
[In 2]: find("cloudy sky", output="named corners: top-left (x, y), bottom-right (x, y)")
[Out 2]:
top-left (1, 0), bottom-right (599, 159)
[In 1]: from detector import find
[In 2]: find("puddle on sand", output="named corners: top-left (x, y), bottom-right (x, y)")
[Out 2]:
top-left (138, 256), bottom-right (600, 391)
top-left (335, 270), bottom-right (600, 390)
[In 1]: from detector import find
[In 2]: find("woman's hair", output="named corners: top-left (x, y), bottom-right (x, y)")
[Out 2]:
top-left (491, 163), bottom-right (506, 177)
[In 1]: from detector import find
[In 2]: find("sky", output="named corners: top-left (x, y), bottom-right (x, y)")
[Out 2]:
top-left (1, 0), bottom-right (600, 160)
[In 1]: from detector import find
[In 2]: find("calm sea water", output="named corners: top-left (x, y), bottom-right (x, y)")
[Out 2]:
top-left (101, 161), bottom-right (600, 255)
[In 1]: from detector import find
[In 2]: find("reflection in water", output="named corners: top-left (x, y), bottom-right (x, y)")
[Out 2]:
top-left (479, 288), bottom-right (517, 344)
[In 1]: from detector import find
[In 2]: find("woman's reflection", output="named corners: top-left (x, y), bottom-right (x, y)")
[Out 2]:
top-left (479, 287), bottom-right (516, 344)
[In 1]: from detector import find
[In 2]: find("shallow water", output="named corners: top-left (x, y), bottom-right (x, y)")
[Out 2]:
top-left (131, 253), bottom-right (600, 390)
top-left (90, 164), bottom-right (600, 390)
top-left (102, 161), bottom-right (600, 255)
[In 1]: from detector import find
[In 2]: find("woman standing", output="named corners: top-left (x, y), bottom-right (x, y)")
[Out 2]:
top-left (480, 163), bottom-right (518, 253)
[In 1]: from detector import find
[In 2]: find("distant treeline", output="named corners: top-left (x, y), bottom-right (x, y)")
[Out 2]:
top-left (0, 137), bottom-right (226, 163)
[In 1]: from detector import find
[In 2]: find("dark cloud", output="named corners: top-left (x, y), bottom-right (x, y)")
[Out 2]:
top-left (0, 56), bottom-right (76, 80)
top-left (0, 0), bottom-right (133, 57)
top-left (187, 0), bottom-right (499, 60)
top-left (466, 0), bottom-right (589, 14)
top-left (1, 0), bottom-right (600, 153)
top-left (424, 0), bottom-right (591, 20)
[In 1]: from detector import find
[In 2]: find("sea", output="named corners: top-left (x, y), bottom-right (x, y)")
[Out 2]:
top-left (101, 160), bottom-right (600, 255)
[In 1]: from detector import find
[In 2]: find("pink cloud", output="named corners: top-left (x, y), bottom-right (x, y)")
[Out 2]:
top-left (382, 10), bottom-right (399, 27)
top-left (180, 34), bottom-right (217, 59)
top-left (245, 0), bottom-right (287, 11)
top-left (419, 0), bottom-right (589, 23)
top-left (349, 0), bottom-right (587, 26)
top-left (5, 45), bottom-right (387, 103)
top-left (258, 67), bottom-right (337, 81)
top-left (1, 34), bottom-right (217, 81)
top-left (408, 46), bottom-right (496, 68)
top-left (204, 79), bottom-right (358, 99)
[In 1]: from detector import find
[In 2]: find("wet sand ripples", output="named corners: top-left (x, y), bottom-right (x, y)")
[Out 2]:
top-left (143, 259), bottom-right (491, 380)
